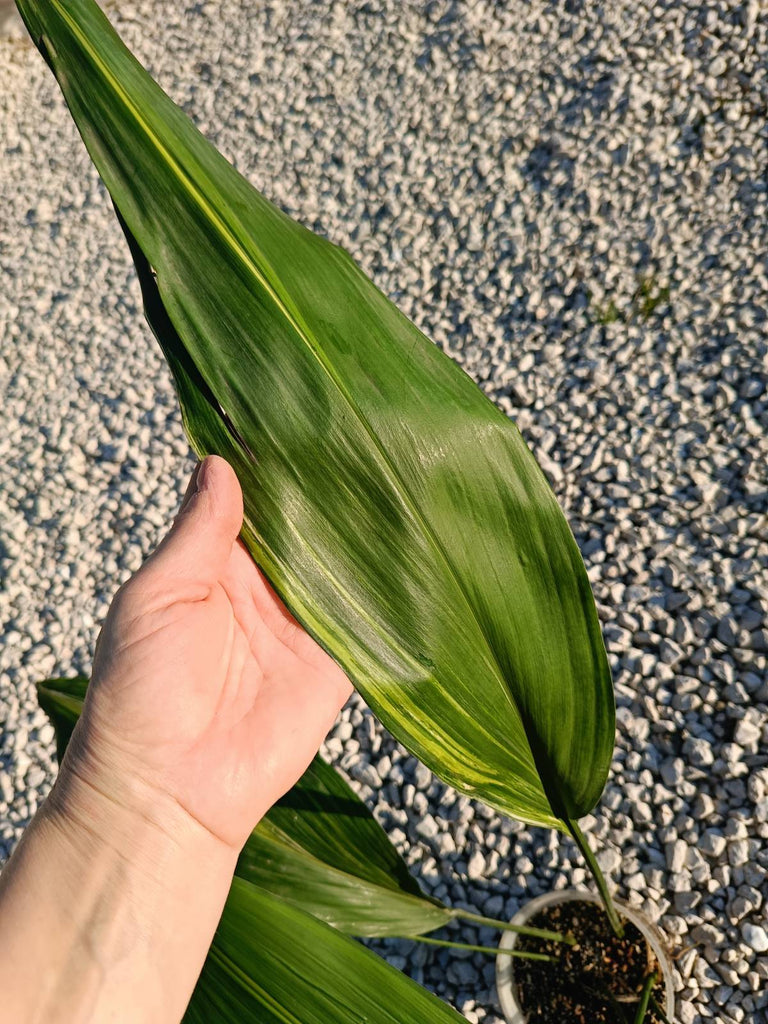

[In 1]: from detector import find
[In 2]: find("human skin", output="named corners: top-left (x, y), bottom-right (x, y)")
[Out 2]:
top-left (0, 455), bottom-right (353, 1023)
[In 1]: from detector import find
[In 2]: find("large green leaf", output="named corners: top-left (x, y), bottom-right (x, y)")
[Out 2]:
top-left (249, 748), bottom-right (453, 936)
top-left (36, 677), bottom-right (450, 938)
top-left (17, 0), bottom-right (614, 828)
top-left (263, 748), bottom-right (423, 898)
top-left (184, 879), bottom-right (464, 1023)
top-left (238, 822), bottom-right (451, 937)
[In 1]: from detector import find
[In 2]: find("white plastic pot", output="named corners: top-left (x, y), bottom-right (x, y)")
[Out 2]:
top-left (495, 890), bottom-right (675, 1023)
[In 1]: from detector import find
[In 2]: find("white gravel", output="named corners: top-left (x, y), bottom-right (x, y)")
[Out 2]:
top-left (2, 2), bottom-right (768, 1022)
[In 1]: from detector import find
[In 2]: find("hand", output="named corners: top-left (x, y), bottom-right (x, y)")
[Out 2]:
top-left (0, 456), bottom-right (352, 1023)
top-left (61, 455), bottom-right (352, 852)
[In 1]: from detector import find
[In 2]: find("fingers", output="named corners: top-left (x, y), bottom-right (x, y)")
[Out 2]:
top-left (140, 456), bottom-right (244, 591)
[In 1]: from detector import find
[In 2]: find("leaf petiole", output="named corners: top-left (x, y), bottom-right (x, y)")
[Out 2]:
top-left (566, 818), bottom-right (625, 938)
top-left (453, 909), bottom-right (576, 945)
top-left (633, 969), bottom-right (659, 1024)
top-left (650, 994), bottom-right (672, 1024)
top-left (398, 934), bottom-right (556, 962)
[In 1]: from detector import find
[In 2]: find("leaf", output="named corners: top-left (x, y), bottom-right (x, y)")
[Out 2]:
top-left (17, 0), bottom-right (614, 828)
top-left (36, 675), bottom-right (88, 763)
top-left (184, 879), bottom-right (465, 1023)
top-left (250, 753), bottom-right (450, 937)
top-left (238, 823), bottom-right (451, 937)
top-left (36, 677), bottom-right (450, 938)
top-left (246, 755), bottom-right (451, 936)
top-left (263, 750), bottom-right (423, 897)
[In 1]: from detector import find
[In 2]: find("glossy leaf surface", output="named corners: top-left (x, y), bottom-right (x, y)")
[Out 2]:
top-left (238, 822), bottom-right (451, 937)
top-left (184, 879), bottom-right (464, 1023)
top-left (264, 750), bottom-right (424, 898)
top-left (36, 675), bottom-right (88, 763)
top-left (18, 0), bottom-right (614, 828)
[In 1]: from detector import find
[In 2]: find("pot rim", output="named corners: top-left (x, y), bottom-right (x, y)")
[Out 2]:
top-left (495, 888), bottom-right (676, 1023)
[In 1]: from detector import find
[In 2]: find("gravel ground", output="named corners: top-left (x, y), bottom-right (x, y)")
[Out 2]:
top-left (2, 2), bottom-right (768, 1021)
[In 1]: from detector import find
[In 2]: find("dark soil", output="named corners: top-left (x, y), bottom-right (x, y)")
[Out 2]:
top-left (514, 901), bottom-right (666, 1024)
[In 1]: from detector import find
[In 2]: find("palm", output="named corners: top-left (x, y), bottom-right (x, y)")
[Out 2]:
top-left (169, 539), bottom-right (352, 846)
top-left (83, 460), bottom-right (352, 850)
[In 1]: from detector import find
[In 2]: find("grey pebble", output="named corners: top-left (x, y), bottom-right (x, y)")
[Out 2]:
top-left (415, 817), bottom-right (439, 842)
top-left (741, 923), bottom-right (768, 954)
top-left (684, 738), bottom-right (714, 769)
top-left (666, 839), bottom-right (688, 873)
top-left (467, 851), bottom-right (486, 881)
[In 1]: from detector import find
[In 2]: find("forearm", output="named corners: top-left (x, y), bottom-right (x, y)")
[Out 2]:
top-left (0, 762), bottom-right (238, 1024)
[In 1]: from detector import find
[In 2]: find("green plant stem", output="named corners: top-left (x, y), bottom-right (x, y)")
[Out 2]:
top-left (453, 910), bottom-right (576, 945)
top-left (650, 995), bottom-right (672, 1024)
top-left (580, 981), bottom-right (634, 1024)
top-left (566, 818), bottom-right (625, 938)
top-left (633, 970), bottom-right (659, 1024)
top-left (400, 935), bottom-right (555, 962)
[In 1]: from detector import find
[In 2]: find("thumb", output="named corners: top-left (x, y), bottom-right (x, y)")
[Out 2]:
top-left (142, 455), bottom-right (244, 587)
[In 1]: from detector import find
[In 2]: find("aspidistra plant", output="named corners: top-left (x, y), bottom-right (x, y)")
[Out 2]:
top-left (17, 0), bottom-right (618, 943)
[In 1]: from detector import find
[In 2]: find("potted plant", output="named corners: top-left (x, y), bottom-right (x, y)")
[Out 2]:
top-left (15, 1), bottom-right (677, 1021)
top-left (496, 891), bottom-right (675, 1022)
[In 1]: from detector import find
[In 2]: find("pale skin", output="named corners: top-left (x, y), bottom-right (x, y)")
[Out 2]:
top-left (0, 455), bottom-right (353, 1023)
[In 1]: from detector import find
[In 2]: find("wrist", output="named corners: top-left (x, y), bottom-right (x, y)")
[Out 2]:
top-left (0, 731), bottom-right (239, 1023)
top-left (45, 724), bottom-right (239, 896)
